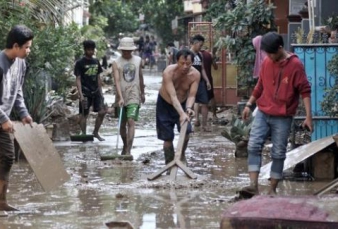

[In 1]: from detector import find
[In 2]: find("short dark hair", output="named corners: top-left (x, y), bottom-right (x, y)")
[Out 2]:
top-left (167, 42), bottom-right (175, 47)
top-left (261, 32), bottom-right (284, 54)
top-left (176, 49), bottom-right (195, 62)
top-left (6, 25), bottom-right (34, 49)
top-left (83, 40), bottom-right (96, 50)
top-left (191, 34), bottom-right (205, 44)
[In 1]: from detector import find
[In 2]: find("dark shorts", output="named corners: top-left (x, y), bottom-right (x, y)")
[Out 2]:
top-left (79, 92), bottom-right (105, 116)
top-left (207, 76), bottom-right (214, 100)
top-left (0, 129), bottom-right (15, 181)
top-left (195, 79), bottom-right (209, 104)
top-left (156, 94), bottom-right (192, 141)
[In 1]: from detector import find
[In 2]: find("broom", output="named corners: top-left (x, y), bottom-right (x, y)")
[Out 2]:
top-left (101, 107), bottom-right (133, 161)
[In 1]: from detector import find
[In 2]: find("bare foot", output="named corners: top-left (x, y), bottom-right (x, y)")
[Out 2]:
top-left (93, 133), bottom-right (105, 141)
top-left (194, 120), bottom-right (201, 127)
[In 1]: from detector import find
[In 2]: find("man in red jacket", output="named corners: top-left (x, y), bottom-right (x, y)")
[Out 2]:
top-left (240, 32), bottom-right (313, 197)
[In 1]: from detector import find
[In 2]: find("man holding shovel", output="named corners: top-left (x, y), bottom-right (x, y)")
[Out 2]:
top-left (0, 25), bottom-right (34, 211)
top-left (112, 37), bottom-right (145, 158)
top-left (75, 40), bottom-right (106, 141)
top-left (156, 49), bottom-right (200, 166)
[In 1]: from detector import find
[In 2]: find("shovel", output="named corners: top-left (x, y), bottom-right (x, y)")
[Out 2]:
top-left (100, 107), bottom-right (133, 161)
top-left (70, 98), bottom-right (94, 142)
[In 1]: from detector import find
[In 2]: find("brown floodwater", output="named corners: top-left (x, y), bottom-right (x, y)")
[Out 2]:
top-left (0, 71), bottom-right (333, 229)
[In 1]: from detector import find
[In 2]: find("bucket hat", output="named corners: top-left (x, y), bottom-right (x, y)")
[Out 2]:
top-left (118, 37), bottom-right (137, 50)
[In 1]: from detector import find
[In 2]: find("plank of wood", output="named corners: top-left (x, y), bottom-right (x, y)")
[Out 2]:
top-left (260, 135), bottom-right (335, 179)
top-left (176, 160), bottom-right (197, 179)
top-left (148, 121), bottom-right (197, 181)
top-left (147, 161), bottom-right (175, 181)
top-left (13, 122), bottom-right (70, 192)
top-left (170, 121), bottom-right (188, 181)
top-left (314, 177), bottom-right (338, 196)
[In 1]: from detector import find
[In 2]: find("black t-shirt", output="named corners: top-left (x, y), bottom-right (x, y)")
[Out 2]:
top-left (74, 57), bottom-right (103, 95)
top-left (192, 52), bottom-right (203, 73)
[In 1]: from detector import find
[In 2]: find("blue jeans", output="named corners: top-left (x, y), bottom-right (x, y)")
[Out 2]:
top-left (248, 109), bottom-right (293, 179)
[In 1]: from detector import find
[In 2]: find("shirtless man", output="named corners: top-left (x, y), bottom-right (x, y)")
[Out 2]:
top-left (156, 49), bottom-right (200, 165)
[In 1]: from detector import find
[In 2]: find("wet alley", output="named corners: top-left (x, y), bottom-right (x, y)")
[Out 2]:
top-left (0, 69), bottom-right (331, 229)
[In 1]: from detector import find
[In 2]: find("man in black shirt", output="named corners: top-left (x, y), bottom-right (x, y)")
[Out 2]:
top-left (190, 35), bottom-right (211, 132)
top-left (74, 40), bottom-right (106, 141)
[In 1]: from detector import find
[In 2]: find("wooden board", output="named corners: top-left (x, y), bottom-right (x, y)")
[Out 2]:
top-left (260, 135), bottom-right (335, 179)
top-left (147, 121), bottom-right (197, 181)
top-left (13, 122), bottom-right (70, 192)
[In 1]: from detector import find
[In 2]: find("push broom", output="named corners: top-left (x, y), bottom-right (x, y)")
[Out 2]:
top-left (101, 107), bottom-right (133, 161)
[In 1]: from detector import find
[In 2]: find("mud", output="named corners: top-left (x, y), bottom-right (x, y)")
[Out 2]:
top-left (0, 69), bottom-right (332, 229)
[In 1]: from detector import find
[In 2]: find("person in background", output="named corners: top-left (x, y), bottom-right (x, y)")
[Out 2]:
top-left (75, 40), bottom-right (107, 141)
top-left (142, 35), bottom-right (154, 68)
top-left (101, 55), bottom-right (108, 70)
top-left (166, 42), bottom-right (179, 65)
top-left (150, 35), bottom-right (157, 53)
top-left (251, 35), bottom-right (267, 116)
top-left (201, 47), bottom-right (218, 120)
top-left (190, 34), bottom-right (212, 132)
top-left (240, 32), bottom-right (312, 198)
top-left (252, 35), bottom-right (267, 79)
top-left (113, 37), bottom-right (145, 158)
top-left (138, 36), bottom-right (144, 58)
top-left (0, 25), bottom-right (34, 211)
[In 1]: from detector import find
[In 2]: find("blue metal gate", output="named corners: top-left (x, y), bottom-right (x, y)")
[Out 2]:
top-left (293, 44), bottom-right (338, 140)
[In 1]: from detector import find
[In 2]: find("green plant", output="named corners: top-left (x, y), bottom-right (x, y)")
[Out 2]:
top-left (213, 0), bottom-right (275, 95)
top-left (294, 27), bottom-right (305, 44)
top-left (221, 115), bottom-right (253, 145)
top-left (221, 114), bottom-right (253, 157)
top-left (0, 1), bottom-right (83, 123)
top-left (321, 54), bottom-right (338, 117)
top-left (326, 14), bottom-right (338, 31)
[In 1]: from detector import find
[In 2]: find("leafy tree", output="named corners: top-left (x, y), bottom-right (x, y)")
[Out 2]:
top-left (214, 0), bottom-right (275, 96)
top-left (131, 0), bottom-right (184, 46)
top-left (89, 0), bottom-right (185, 48)
top-left (0, 0), bottom-right (82, 122)
top-left (89, 0), bottom-right (138, 37)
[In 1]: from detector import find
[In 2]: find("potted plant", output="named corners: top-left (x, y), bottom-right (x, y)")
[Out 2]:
top-left (221, 115), bottom-right (253, 157)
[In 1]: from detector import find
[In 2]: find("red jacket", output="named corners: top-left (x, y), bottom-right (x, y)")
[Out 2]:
top-left (252, 53), bottom-right (311, 116)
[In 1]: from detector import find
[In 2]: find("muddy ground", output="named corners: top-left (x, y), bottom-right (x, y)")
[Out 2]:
top-left (0, 69), bottom-right (330, 229)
